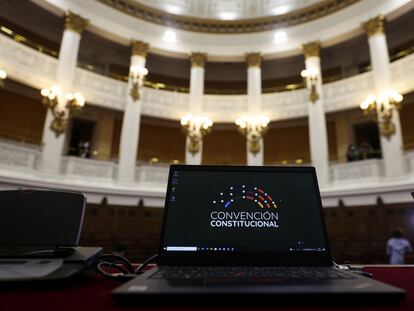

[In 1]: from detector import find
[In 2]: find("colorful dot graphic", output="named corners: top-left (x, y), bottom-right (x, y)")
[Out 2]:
top-left (213, 185), bottom-right (278, 209)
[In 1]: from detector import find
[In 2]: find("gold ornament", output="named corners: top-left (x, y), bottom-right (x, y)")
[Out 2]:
top-left (362, 15), bottom-right (385, 37)
top-left (63, 11), bottom-right (88, 34)
top-left (309, 83), bottom-right (319, 103)
top-left (130, 83), bottom-right (140, 101)
top-left (190, 52), bottom-right (207, 68)
top-left (131, 41), bottom-right (149, 57)
top-left (245, 53), bottom-right (262, 68)
top-left (302, 41), bottom-right (321, 58)
top-left (378, 109), bottom-right (395, 140)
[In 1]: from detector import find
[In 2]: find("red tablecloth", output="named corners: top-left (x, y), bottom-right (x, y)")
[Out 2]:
top-left (0, 266), bottom-right (412, 310)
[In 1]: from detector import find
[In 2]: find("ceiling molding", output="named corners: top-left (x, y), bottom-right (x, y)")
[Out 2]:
top-left (97, 0), bottom-right (360, 34)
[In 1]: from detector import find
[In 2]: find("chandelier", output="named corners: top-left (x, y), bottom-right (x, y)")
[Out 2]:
top-left (235, 115), bottom-right (269, 155)
top-left (180, 115), bottom-right (213, 155)
top-left (360, 89), bottom-right (403, 139)
top-left (40, 85), bottom-right (85, 136)
top-left (0, 68), bottom-right (7, 87)
top-left (301, 67), bottom-right (319, 103)
top-left (129, 65), bottom-right (148, 101)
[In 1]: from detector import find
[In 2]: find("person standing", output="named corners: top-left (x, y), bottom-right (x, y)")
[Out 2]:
top-left (387, 228), bottom-right (413, 264)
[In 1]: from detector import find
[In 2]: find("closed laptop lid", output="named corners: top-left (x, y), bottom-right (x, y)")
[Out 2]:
top-left (0, 189), bottom-right (86, 248)
top-left (158, 165), bottom-right (332, 266)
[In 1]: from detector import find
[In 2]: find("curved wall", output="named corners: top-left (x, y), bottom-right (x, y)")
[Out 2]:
top-left (1, 32), bottom-right (414, 124)
top-left (33, 0), bottom-right (412, 59)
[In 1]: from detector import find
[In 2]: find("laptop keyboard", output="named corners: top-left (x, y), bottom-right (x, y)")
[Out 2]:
top-left (150, 266), bottom-right (354, 281)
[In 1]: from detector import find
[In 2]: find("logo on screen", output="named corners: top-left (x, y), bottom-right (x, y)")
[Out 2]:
top-left (210, 185), bottom-right (280, 229)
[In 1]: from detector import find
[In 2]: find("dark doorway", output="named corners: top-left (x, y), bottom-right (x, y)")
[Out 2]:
top-left (353, 122), bottom-right (382, 159)
top-left (68, 118), bottom-right (95, 158)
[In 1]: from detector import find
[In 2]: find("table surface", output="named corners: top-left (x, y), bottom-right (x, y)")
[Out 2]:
top-left (0, 266), bottom-right (413, 310)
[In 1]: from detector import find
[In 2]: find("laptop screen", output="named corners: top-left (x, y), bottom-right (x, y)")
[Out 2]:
top-left (159, 165), bottom-right (331, 266)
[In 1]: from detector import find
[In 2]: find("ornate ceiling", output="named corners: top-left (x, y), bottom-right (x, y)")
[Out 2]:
top-left (136, 0), bottom-right (322, 20)
top-left (97, 0), bottom-right (360, 33)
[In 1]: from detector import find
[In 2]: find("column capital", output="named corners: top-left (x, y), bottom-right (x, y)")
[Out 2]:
top-left (302, 41), bottom-right (321, 59)
top-left (131, 40), bottom-right (150, 57)
top-left (362, 15), bottom-right (385, 37)
top-left (245, 52), bottom-right (262, 68)
top-left (63, 11), bottom-right (88, 34)
top-left (190, 52), bottom-right (207, 68)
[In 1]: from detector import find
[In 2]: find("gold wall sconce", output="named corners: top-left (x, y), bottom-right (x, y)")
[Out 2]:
top-left (129, 65), bottom-right (148, 101)
top-left (236, 115), bottom-right (269, 155)
top-left (181, 114), bottom-right (213, 155)
top-left (40, 85), bottom-right (85, 136)
top-left (360, 89), bottom-right (403, 139)
top-left (301, 68), bottom-right (319, 103)
top-left (0, 69), bottom-right (7, 87)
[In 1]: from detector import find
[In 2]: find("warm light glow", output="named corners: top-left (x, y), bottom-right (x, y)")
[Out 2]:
top-left (0, 26), bottom-right (13, 35)
top-left (270, 5), bottom-right (290, 15)
top-left (235, 115), bottom-right (269, 129)
top-left (235, 115), bottom-right (269, 154)
top-left (301, 67), bottom-right (319, 78)
top-left (41, 85), bottom-right (85, 108)
top-left (360, 94), bottom-right (376, 110)
top-left (74, 92), bottom-right (85, 107)
top-left (181, 115), bottom-right (213, 129)
top-left (217, 12), bottom-right (238, 20)
top-left (273, 30), bottom-right (287, 44)
top-left (41, 88), bottom-right (50, 97)
top-left (65, 93), bottom-right (74, 101)
top-left (51, 85), bottom-right (61, 95)
top-left (360, 90), bottom-right (403, 112)
top-left (162, 30), bottom-right (177, 43)
top-left (0, 69), bottom-right (7, 80)
top-left (130, 65), bottom-right (148, 76)
top-left (181, 114), bottom-right (213, 155)
top-left (164, 4), bottom-right (183, 15)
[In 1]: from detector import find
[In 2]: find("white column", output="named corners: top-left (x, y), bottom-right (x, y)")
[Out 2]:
top-left (117, 41), bottom-right (149, 183)
top-left (363, 16), bottom-right (405, 178)
top-left (302, 42), bottom-right (329, 186)
top-left (185, 53), bottom-right (207, 165)
top-left (38, 11), bottom-right (87, 174)
top-left (246, 53), bottom-right (263, 166)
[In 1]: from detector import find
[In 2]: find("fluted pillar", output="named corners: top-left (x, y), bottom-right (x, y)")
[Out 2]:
top-left (38, 11), bottom-right (88, 174)
top-left (302, 42), bottom-right (329, 186)
top-left (185, 52), bottom-right (207, 165)
top-left (246, 53), bottom-right (263, 166)
top-left (363, 16), bottom-right (405, 177)
top-left (117, 41), bottom-right (149, 183)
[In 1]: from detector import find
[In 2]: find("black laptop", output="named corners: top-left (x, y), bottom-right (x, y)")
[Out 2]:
top-left (113, 165), bottom-right (405, 303)
top-left (0, 189), bottom-right (102, 282)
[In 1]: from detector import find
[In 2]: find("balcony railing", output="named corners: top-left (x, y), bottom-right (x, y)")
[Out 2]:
top-left (3, 24), bottom-right (414, 96)
top-left (330, 159), bottom-right (384, 185)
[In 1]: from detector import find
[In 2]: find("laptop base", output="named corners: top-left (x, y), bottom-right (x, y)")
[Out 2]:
top-left (113, 266), bottom-right (406, 304)
top-left (0, 246), bottom-right (102, 283)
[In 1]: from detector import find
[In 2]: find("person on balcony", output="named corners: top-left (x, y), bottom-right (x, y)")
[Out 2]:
top-left (387, 228), bottom-right (413, 265)
top-left (346, 144), bottom-right (359, 162)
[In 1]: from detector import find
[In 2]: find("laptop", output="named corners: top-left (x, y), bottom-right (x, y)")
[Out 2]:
top-left (0, 189), bottom-right (102, 282)
top-left (113, 165), bottom-right (405, 303)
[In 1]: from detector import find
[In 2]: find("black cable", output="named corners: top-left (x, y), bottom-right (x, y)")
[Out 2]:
top-left (96, 253), bottom-right (158, 281)
top-left (134, 253), bottom-right (158, 274)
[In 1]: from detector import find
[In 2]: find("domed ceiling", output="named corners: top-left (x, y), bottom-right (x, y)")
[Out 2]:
top-left (97, 0), bottom-right (359, 33)
top-left (136, 0), bottom-right (322, 20)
